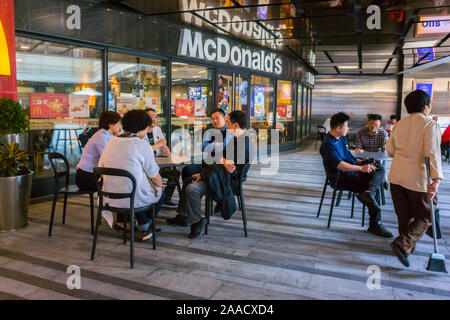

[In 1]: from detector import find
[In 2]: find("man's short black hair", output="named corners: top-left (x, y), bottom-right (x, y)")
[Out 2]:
top-left (404, 89), bottom-right (430, 114)
top-left (330, 112), bottom-right (350, 129)
top-left (99, 111), bottom-right (121, 130)
top-left (144, 108), bottom-right (156, 113)
top-left (228, 110), bottom-right (247, 129)
top-left (390, 115), bottom-right (397, 120)
top-left (211, 108), bottom-right (225, 117)
top-left (368, 114), bottom-right (382, 122)
top-left (121, 110), bottom-right (151, 134)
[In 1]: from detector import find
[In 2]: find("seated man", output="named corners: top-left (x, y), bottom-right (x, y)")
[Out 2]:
top-left (181, 108), bottom-right (230, 180)
top-left (168, 110), bottom-right (253, 239)
top-left (355, 114), bottom-right (388, 152)
top-left (145, 108), bottom-right (179, 209)
top-left (320, 112), bottom-right (393, 237)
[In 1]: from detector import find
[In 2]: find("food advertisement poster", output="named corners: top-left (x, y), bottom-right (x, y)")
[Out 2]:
top-left (175, 99), bottom-right (195, 117)
top-left (29, 93), bottom-right (69, 118)
top-left (116, 97), bottom-right (158, 115)
top-left (69, 95), bottom-right (90, 118)
top-left (194, 99), bottom-right (206, 116)
top-left (253, 86), bottom-right (265, 118)
top-left (277, 105), bottom-right (287, 117)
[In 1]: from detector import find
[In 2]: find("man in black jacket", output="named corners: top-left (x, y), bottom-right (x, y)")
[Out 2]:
top-left (168, 110), bottom-right (254, 239)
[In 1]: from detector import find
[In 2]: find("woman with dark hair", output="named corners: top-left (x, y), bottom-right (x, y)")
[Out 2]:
top-left (98, 110), bottom-right (164, 241)
top-left (386, 89), bottom-right (444, 267)
top-left (76, 111), bottom-right (122, 191)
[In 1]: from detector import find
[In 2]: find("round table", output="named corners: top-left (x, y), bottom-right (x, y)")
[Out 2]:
top-left (155, 155), bottom-right (192, 168)
top-left (353, 151), bottom-right (392, 161)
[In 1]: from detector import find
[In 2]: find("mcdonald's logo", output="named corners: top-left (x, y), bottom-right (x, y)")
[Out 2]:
top-left (0, 19), bottom-right (11, 76)
top-left (32, 106), bottom-right (42, 115)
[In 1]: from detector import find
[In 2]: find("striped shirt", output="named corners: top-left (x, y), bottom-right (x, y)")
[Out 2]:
top-left (355, 128), bottom-right (388, 152)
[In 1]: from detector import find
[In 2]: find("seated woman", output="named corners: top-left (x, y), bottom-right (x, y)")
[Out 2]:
top-left (98, 110), bottom-right (165, 241)
top-left (76, 111), bottom-right (122, 191)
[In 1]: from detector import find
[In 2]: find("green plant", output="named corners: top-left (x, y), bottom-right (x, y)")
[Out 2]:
top-left (0, 142), bottom-right (30, 177)
top-left (0, 97), bottom-right (30, 135)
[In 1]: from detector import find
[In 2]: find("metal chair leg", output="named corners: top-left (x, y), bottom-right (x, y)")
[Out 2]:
top-left (48, 192), bottom-right (58, 236)
top-left (90, 201), bottom-right (103, 261)
top-left (89, 193), bottom-right (94, 235)
top-left (327, 188), bottom-right (338, 229)
top-left (130, 209), bottom-right (135, 269)
top-left (151, 203), bottom-right (156, 250)
top-left (317, 178), bottom-right (328, 218)
top-left (123, 216), bottom-right (127, 245)
top-left (335, 189), bottom-right (343, 207)
top-left (205, 196), bottom-right (209, 235)
top-left (62, 193), bottom-right (68, 224)
top-left (362, 205), bottom-right (366, 227)
top-left (350, 192), bottom-right (355, 218)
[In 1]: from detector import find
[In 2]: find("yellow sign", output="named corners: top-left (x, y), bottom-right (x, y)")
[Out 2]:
top-left (416, 15), bottom-right (450, 36)
top-left (0, 19), bottom-right (11, 76)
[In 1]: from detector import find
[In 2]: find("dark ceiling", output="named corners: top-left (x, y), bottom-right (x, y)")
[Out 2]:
top-left (101, 0), bottom-right (450, 76)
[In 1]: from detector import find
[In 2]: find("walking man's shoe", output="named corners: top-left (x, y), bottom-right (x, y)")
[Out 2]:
top-left (390, 242), bottom-right (410, 267)
top-left (188, 218), bottom-right (207, 239)
top-left (368, 221), bottom-right (393, 238)
top-left (166, 214), bottom-right (188, 227)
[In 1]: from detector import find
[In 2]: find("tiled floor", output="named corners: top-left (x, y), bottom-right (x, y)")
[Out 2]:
top-left (0, 141), bottom-right (449, 300)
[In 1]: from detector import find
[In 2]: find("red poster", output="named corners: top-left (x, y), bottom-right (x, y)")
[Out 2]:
top-left (175, 99), bottom-right (195, 117)
top-left (29, 93), bottom-right (69, 118)
top-left (277, 105), bottom-right (287, 117)
top-left (0, 0), bottom-right (17, 100)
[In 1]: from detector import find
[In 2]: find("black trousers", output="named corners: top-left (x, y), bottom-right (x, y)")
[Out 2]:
top-left (116, 190), bottom-right (165, 227)
top-left (160, 167), bottom-right (180, 201)
top-left (75, 169), bottom-right (97, 192)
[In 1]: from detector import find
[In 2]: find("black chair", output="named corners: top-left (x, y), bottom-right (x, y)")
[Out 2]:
top-left (315, 126), bottom-right (327, 150)
top-left (47, 152), bottom-right (95, 236)
top-left (204, 163), bottom-right (251, 237)
top-left (317, 170), bottom-right (366, 228)
top-left (90, 167), bottom-right (157, 269)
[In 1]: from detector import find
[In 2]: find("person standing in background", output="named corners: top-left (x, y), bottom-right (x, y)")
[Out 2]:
top-left (386, 90), bottom-right (444, 267)
top-left (384, 115), bottom-right (397, 135)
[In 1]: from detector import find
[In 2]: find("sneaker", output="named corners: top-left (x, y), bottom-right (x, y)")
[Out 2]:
top-left (188, 218), bottom-right (207, 239)
top-left (368, 221), bottom-right (393, 238)
top-left (166, 214), bottom-right (188, 227)
top-left (162, 200), bottom-right (178, 209)
top-left (390, 242), bottom-right (410, 267)
top-left (140, 228), bottom-right (162, 242)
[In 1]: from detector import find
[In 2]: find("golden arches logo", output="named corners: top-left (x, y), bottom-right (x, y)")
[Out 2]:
top-left (32, 106), bottom-right (42, 115)
top-left (0, 18), bottom-right (11, 76)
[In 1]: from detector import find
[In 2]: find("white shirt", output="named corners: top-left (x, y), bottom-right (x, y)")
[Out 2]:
top-left (98, 136), bottom-right (162, 208)
top-left (144, 126), bottom-right (165, 154)
top-left (386, 112), bottom-right (444, 193)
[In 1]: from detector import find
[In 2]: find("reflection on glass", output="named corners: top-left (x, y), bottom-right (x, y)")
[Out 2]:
top-left (218, 74), bottom-right (232, 113)
top-left (235, 74), bottom-right (248, 112)
top-left (15, 36), bottom-right (103, 179)
top-left (296, 85), bottom-right (303, 140)
top-left (276, 80), bottom-right (295, 143)
top-left (171, 62), bottom-right (213, 156)
top-left (108, 52), bottom-right (167, 137)
top-left (303, 88), bottom-right (309, 138)
top-left (250, 75), bottom-right (274, 145)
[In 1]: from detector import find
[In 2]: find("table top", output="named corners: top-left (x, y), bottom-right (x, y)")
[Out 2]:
top-left (155, 155), bottom-right (192, 168)
top-left (353, 150), bottom-right (392, 161)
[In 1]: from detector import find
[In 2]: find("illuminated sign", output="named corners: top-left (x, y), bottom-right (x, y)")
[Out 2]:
top-left (415, 48), bottom-right (434, 63)
top-left (416, 15), bottom-right (450, 36)
top-left (0, 20), bottom-right (11, 75)
top-left (180, 0), bottom-right (283, 49)
top-left (416, 82), bottom-right (433, 100)
top-left (178, 29), bottom-right (282, 74)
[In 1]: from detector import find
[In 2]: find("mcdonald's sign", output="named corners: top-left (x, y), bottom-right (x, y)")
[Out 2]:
top-left (0, 0), bottom-right (17, 100)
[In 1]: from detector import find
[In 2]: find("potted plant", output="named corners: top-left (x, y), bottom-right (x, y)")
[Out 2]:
top-left (0, 97), bottom-right (30, 149)
top-left (0, 141), bottom-right (33, 231)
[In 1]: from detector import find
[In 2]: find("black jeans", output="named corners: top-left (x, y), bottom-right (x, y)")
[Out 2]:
top-left (116, 190), bottom-right (165, 228)
top-left (75, 169), bottom-right (97, 192)
top-left (331, 167), bottom-right (385, 224)
top-left (160, 167), bottom-right (180, 201)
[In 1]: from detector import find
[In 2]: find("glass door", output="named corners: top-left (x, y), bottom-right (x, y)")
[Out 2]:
top-left (217, 72), bottom-right (249, 114)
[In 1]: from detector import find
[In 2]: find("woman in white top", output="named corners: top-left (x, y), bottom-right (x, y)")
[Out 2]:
top-left (98, 110), bottom-right (164, 241)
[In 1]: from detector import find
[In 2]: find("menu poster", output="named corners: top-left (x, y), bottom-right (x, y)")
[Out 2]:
top-left (188, 86), bottom-right (201, 100)
top-left (116, 97), bottom-right (159, 115)
top-left (116, 97), bottom-right (135, 116)
top-left (69, 95), bottom-right (90, 118)
top-left (277, 105), bottom-right (287, 117)
top-left (416, 82), bottom-right (433, 100)
top-left (194, 99), bottom-right (206, 117)
top-left (175, 99), bottom-right (195, 117)
top-left (287, 104), bottom-right (293, 118)
top-left (254, 86), bottom-right (265, 117)
top-left (29, 93), bottom-right (69, 118)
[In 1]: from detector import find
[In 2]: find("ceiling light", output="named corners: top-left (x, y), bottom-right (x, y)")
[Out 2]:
top-left (20, 45), bottom-right (30, 50)
top-left (338, 66), bottom-right (358, 69)
top-left (192, 75), bottom-right (201, 78)
top-left (402, 40), bottom-right (437, 49)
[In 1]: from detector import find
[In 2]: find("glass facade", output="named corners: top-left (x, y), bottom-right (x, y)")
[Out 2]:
top-left (15, 36), bottom-right (103, 179)
top-left (250, 75), bottom-right (274, 145)
top-left (276, 80), bottom-right (295, 144)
